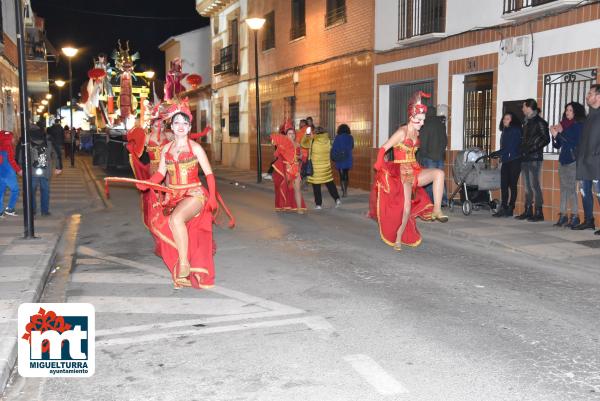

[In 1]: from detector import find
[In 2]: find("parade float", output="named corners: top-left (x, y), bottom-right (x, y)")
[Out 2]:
top-left (85, 40), bottom-right (153, 170)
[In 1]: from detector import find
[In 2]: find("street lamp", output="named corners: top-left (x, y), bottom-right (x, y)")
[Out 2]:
top-left (246, 17), bottom-right (266, 183)
top-left (41, 99), bottom-right (48, 106)
top-left (61, 46), bottom-right (78, 167)
top-left (55, 79), bottom-right (65, 119)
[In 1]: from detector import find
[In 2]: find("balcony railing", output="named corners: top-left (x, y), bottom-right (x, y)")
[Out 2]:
top-left (325, 5), bottom-right (346, 27)
top-left (290, 23), bottom-right (306, 40)
top-left (503, 0), bottom-right (557, 14)
top-left (398, 0), bottom-right (445, 41)
top-left (213, 44), bottom-right (238, 75)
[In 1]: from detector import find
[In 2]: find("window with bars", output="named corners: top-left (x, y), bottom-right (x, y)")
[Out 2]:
top-left (463, 72), bottom-right (493, 154)
top-left (542, 68), bottom-right (597, 153)
top-left (291, 0), bottom-right (306, 40)
top-left (260, 101), bottom-right (272, 144)
top-left (325, 0), bottom-right (346, 27)
top-left (388, 80), bottom-right (435, 137)
top-left (398, 0), bottom-right (445, 41)
top-left (319, 92), bottom-right (336, 139)
top-left (229, 102), bottom-right (239, 138)
top-left (262, 11), bottom-right (275, 51)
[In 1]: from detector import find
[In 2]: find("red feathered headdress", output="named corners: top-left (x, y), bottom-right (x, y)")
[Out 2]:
top-left (279, 119), bottom-right (294, 135)
top-left (163, 98), bottom-right (193, 122)
top-left (407, 91), bottom-right (431, 118)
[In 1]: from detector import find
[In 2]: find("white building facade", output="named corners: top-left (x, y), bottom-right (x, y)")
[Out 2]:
top-left (374, 0), bottom-right (600, 219)
top-left (196, 0), bottom-right (252, 168)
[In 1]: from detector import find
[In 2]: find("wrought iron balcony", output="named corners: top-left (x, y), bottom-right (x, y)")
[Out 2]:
top-left (213, 44), bottom-right (238, 75)
top-left (398, 0), bottom-right (445, 41)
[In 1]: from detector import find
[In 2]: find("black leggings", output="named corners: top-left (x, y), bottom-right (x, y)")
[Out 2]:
top-left (338, 169), bottom-right (349, 182)
top-left (312, 181), bottom-right (340, 206)
top-left (500, 159), bottom-right (521, 208)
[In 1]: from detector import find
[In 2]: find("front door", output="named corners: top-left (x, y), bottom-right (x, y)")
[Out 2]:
top-left (463, 72), bottom-right (493, 154)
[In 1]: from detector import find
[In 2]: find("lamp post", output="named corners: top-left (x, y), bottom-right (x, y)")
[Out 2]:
top-left (14, 0), bottom-right (34, 238)
top-left (246, 17), bottom-right (266, 183)
top-left (55, 80), bottom-right (65, 118)
top-left (61, 46), bottom-right (78, 167)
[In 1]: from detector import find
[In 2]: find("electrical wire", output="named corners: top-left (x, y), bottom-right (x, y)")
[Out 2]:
top-left (36, 3), bottom-right (201, 21)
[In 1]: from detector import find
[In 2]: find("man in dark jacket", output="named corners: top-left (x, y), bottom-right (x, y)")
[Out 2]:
top-left (29, 123), bottom-right (62, 216)
top-left (46, 119), bottom-right (64, 158)
top-left (417, 106), bottom-right (448, 205)
top-left (573, 84), bottom-right (600, 233)
top-left (515, 99), bottom-right (550, 222)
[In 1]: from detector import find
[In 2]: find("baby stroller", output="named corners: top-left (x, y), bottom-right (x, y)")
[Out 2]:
top-left (448, 147), bottom-right (501, 215)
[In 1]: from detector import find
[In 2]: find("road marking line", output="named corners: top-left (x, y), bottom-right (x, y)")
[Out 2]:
top-left (68, 295), bottom-right (268, 316)
top-left (343, 354), bottom-right (409, 395)
top-left (302, 316), bottom-right (336, 339)
top-left (77, 246), bottom-right (168, 277)
top-left (71, 272), bottom-right (166, 284)
top-left (95, 310), bottom-right (304, 337)
top-left (75, 258), bottom-right (114, 265)
top-left (209, 286), bottom-right (304, 315)
top-left (96, 316), bottom-right (328, 347)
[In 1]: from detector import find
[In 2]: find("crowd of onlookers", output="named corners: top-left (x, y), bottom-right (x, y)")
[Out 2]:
top-left (265, 116), bottom-right (354, 209)
top-left (0, 118), bottom-right (70, 218)
top-left (491, 84), bottom-right (600, 236)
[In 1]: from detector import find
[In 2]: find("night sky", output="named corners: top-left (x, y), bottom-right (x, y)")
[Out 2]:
top-left (30, 0), bottom-right (209, 103)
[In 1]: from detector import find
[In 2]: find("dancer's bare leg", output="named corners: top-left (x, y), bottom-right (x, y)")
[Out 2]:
top-left (395, 181), bottom-right (413, 250)
top-left (168, 196), bottom-right (205, 277)
top-left (293, 175), bottom-right (303, 213)
top-left (417, 168), bottom-right (445, 213)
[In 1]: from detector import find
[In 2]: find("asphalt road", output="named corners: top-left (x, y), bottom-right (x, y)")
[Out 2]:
top-left (3, 178), bottom-right (600, 401)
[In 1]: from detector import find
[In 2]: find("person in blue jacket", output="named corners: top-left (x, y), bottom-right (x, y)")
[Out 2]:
top-left (550, 102), bottom-right (585, 227)
top-left (490, 112), bottom-right (522, 217)
top-left (331, 124), bottom-right (354, 197)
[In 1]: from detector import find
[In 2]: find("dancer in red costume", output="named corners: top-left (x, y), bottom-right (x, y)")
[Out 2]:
top-left (369, 91), bottom-right (448, 250)
top-left (270, 122), bottom-right (306, 214)
top-left (146, 104), bottom-right (171, 174)
top-left (110, 101), bottom-right (234, 289)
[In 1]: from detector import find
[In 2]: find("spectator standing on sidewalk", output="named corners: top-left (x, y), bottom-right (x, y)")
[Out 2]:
top-left (417, 105), bottom-right (448, 205)
top-left (47, 119), bottom-right (65, 159)
top-left (63, 125), bottom-right (71, 157)
top-left (515, 99), bottom-right (550, 222)
top-left (331, 124), bottom-right (354, 197)
top-left (302, 126), bottom-right (341, 209)
top-left (550, 102), bottom-right (585, 228)
top-left (573, 84), bottom-right (600, 234)
top-left (0, 130), bottom-right (22, 217)
top-left (29, 123), bottom-right (62, 216)
top-left (490, 112), bottom-right (522, 217)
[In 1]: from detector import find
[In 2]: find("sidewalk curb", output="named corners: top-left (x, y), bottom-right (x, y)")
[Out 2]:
top-left (0, 220), bottom-right (66, 394)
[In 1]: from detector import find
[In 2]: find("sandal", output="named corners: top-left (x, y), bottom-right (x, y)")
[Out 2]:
top-left (431, 211), bottom-right (448, 223)
top-left (393, 242), bottom-right (402, 251)
top-left (177, 261), bottom-right (191, 279)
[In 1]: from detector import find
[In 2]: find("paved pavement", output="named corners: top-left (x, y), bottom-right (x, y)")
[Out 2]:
top-left (214, 166), bottom-right (600, 270)
top-left (0, 155), bottom-right (104, 393)
top-left (3, 164), bottom-right (599, 400)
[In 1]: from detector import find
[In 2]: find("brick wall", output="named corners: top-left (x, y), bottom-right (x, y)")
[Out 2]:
top-left (248, 52), bottom-right (374, 190)
top-left (248, 0), bottom-right (374, 77)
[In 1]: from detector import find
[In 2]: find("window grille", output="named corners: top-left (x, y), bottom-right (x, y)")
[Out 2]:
top-left (463, 72), bottom-right (493, 154)
top-left (229, 102), bottom-right (240, 138)
top-left (319, 92), bottom-right (337, 139)
top-left (398, 0), bottom-right (445, 40)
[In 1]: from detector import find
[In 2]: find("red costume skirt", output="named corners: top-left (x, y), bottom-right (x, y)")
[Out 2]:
top-left (368, 162), bottom-right (433, 247)
top-left (129, 152), bottom-right (215, 289)
top-left (272, 158), bottom-right (306, 212)
top-left (147, 186), bottom-right (215, 289)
